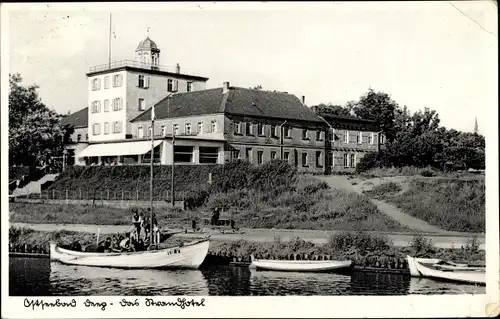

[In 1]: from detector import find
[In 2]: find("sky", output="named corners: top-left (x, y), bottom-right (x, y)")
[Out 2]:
top-left (4, 1), bottom-right (498, 133)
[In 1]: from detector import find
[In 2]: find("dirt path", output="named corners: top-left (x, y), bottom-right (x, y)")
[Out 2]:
top-left (317, 176), bottom-right (447, 233)
top-left (10, 222), bottom-right (484, 250)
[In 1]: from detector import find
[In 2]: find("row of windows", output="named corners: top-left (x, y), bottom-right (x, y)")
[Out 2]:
top-left (233, 122), bottom-right (324, 141)
top-left (92, 122), bottom-right (123, 135)
top-left (137, 121), bottom-right (218, 138)
top-left (91, 74), bottom-right (123, 91)
top-left (91, 74), bottom-right (194, 93)
top-left (337, 130), bottom-right (384, 145)
top-left (233, 148), bottom-right (323, 168)
top-left (91, 98), bottom-right (123, 113)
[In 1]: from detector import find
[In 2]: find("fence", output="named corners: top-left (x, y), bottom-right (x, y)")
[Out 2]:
top-left (25, 188), bottom-right (190, 202)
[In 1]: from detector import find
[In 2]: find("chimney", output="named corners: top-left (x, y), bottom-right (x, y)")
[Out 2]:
top-left (301, 95), bottom-right (305, 105)
top-left (175, 63), bottom-right (180, 74)
top-left (223, 81), bottom-right (230, 94)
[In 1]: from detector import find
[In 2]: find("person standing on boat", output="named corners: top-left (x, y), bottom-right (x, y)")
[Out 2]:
top-left (132, 209), bottom-right (142, 240)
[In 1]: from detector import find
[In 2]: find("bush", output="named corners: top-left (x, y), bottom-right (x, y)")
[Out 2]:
top-left (410, 234), bottom-right (435, 256)
top-left (355, 152), bottom-right (378, 173)
top-left (327, 232), bottom-right (393, 254)
top-left (420, 169), bottom-right (435, 177)
top-left (363, 182), bottom-right (402, 197)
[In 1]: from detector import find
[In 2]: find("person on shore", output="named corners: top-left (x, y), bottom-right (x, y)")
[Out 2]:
top-left (192, 219), bottom-right (197, 232)
top-left (151, 213), bottom-right (160, 244)
top-left (132, 209), bottom-right (142, 239)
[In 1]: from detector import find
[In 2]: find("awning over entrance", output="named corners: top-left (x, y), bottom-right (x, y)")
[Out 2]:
top-left (76, 140), bottom-right (162, 158)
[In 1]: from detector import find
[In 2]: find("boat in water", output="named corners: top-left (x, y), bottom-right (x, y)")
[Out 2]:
top-left (249, 255), bottom-right (352, 273)
top-left (50, 239), bottom-right (210, 269)
top-left (406, 256), bottom-right (485, 285)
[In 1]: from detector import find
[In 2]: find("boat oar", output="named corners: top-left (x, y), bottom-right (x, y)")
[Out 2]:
top-left (96, 227), bottom-right (100, 248)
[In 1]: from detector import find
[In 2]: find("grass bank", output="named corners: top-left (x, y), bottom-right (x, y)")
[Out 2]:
top-left (367, 179), bottom-right (485, 233)
top-left (358, 166), bottom-right (484, 179)
top-left (11, 160), bottom-right (408, 232)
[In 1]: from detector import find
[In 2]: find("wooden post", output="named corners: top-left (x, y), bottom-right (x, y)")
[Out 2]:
top-left (107, 189), bottom-right (110, 200)
top-left (79, 188), bottom-right (82, 199)
top-left (52, 189), bottom-right (55, 199)
top-left (65, 189), bottom-right (68, 202)
top-left (136, 189), bottom-right (139, 201)
top-left (121, 190), bottom-right (124, 201)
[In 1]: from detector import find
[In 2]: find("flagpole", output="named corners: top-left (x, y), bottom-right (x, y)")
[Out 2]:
top-left (150, 103), bottom-right (155, 246)
top-left (108, 13), bottom-right (112, 69)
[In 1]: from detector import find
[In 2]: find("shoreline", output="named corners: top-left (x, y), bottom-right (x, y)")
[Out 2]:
top-left (10, 222), bottom-right (485, 250)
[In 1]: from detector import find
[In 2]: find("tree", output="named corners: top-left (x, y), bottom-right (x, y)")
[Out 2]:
top-left (353, 89), bottom-right (398, 142)
top-left (250, 85), bottom-right (263, 90)
top-left (9, 73), bottom-right (66, 167)
top-left (313, 103), bottom-right (353, 117)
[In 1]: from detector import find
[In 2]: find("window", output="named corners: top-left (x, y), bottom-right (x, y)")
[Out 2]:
top-left (85, 133), bottom-right (88, 140)
top-left (232, 150), bottom-right (240, 160)
top-left (197, 122), bottom-right (203, 134)
top-left (211, 120), bottom-right (217, 133)
top-left (77, 134), bottom-right (82, 142)
top-left (302, 152), bottom-right (308, 167)
top-left (283, 151), bottom-right (290, 161)
top-left (258, 123), bottom-right (265, 136)
top-left (104, 99), bottom-right (110, 112)
top-left (271, 125), bottom-right (277, 137)
top-left (344, 131), bottom-right (349, 143)
top-left (271, 151), bottom-right (277, 160)
top-left (357, 131), bottom-right (363, 144)
top-left (148, 126), bottom-right (152, 136)
top-left (161, 125), bottom-right (166, 136)
top-left (350, 153), bottom-right (356, 167)
top-left (302, 129), bottom-right (308, 140)
top-left (104, 122), bottom-right (110, 135)
top-left (368, 132), bottom-right (374, 144)
top-left (234, 121), bottom-right (241, 134)
top-left (113, 121), bottom-right (122, 134)
top-left (380, 133), bottom-right (385, 144)
top-left (257, 151), bottom-right (264, 164)
top-left (92, 123), bottom-right (101, 135)
top-left (113, 98), bottom-right (122, 111)
top-left (187, 81), bottom-right (193, 92)
top-left (104, 76), bottom-right (110, 89)
top-left (343, 154), bottom-right (349, 167)
top-left (138, 75), bottom-right (145, 88)
top-left (91, 78), bottom-right (101, 91)
top-left (174, 146), bottom-right (194, 163)
top-left (245, 148), bottom-right (252, 163)
top-left (316, 130), bottom-right (322, 141)
top-left (185, 123), bottom-right (192, 135)
top-left (91, 101), bottom-right (100, 113)
top-left (246, 122), bottom-right (254, 135)
top-left (284, 126), bottom-right (291, 138)
top-left (173, 124), bottom-right (179, 135)
top-left (138, 127), bottom-right (144, 138)
top-left (112, 74), bottom-right (122, 87)
top-left (167, 79), bottom-right (173, 92)
top-left (316, 151), bottom-right (322, 167)
top-left (199, 147), bottom-right (219, 164)
top-left (138, 98), bottom-right (145, 111)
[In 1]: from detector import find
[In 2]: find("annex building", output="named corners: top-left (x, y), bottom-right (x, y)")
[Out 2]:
top-left (62, 36), bottom-right (384, 173)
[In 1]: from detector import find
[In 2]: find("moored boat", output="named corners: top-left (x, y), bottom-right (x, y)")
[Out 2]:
top-left (407, 256), bottom-right (485, 285)
top-left (249, 255), bottom-right (352, 273)
top-left (50, 239), bottom-right (209, 269)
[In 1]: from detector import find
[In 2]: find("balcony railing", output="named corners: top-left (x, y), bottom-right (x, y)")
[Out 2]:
top-left (88, 60), bottom-right (203, 77)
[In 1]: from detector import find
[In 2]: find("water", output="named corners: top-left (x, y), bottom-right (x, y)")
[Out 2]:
top-left (9, 257), bottom-right (484, 296)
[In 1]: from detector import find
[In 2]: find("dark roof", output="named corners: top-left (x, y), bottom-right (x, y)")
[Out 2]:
top-left (60, 107), bottom-right (88, 128)
top-left (131, 87), bottom-right (324, 123)
top-left (136, 37), bottom-right (159, 51)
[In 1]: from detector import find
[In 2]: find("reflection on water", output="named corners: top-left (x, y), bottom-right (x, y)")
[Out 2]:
top-left (9, 258), bottom-right (485, 296)
top-left (49, 262), bottom-right (209, 296)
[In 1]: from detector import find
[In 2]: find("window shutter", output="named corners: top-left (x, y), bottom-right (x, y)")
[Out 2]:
top-left (145, 76), bottom-right (150, 88)
top-left (119, 98), bottom-right (123, 110)
top-left (173, 80), bottom-right (178, 92)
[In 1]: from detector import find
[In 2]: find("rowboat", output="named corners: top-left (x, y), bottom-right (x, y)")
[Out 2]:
top-left (249, 255), bottom-right (352, 272)
top-left (50, 239), bottom-right (209, 269)
top-left (407, 256), bottom-right (485, 285)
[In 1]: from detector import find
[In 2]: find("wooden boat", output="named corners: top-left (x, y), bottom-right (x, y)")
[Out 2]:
top-left (50, 239), bottom-right (209, 269)
top-left (407, 256), bottom-right (485, 285)
top-left (249, 255), bottom-right (351, 272)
